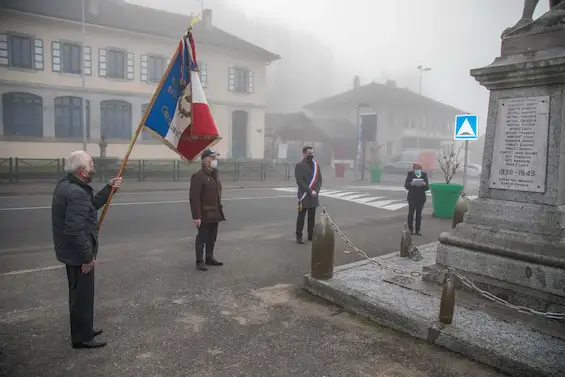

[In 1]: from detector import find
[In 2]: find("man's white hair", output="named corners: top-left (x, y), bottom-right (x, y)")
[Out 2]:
top-left (64, 150), bottom-right (92, 173)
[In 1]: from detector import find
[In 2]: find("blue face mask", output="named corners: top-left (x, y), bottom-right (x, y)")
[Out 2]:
top-left (414, 169), bottom-right (422, 175)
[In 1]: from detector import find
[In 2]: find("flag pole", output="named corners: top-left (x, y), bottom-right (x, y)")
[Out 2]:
top-left (97, 47), bottom-right (181, 231)
top-left (97, 121), bottom-right (143, 230)
top-left (98, 22), bottom-right (198, 231)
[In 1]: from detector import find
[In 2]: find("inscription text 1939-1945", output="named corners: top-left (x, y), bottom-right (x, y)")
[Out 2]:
top-left (488, 95), bottom-right (550, 193)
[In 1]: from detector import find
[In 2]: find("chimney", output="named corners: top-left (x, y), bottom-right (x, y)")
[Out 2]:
top-left (203, 9), bottom-right (212, 29)
top-left (353, 75), bottom-right (360, 89)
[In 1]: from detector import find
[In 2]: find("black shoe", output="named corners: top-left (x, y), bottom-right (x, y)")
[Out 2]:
top-left (296, 237), bottom-right (304, 244)
top-left (196, 261), bottom-right (208, 271)
top-left (205, 258), bottom-right (223, 266)
top-left (72, 339), bottom-right (106, 349)
top-left (307, 235), bottom-right (313, 241)
top-left (93, 329), bottom-right (102, 337)
top-left (415, 232), bottom-right (422, 236)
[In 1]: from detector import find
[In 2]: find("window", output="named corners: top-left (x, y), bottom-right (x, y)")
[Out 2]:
top-left (54, 96), bottom-right (90, 138)
top-left (9, 35), bottom-right (33, 69)
top-left (62, 42), bottom-right (82, 74)
top-left (2, 92), bottom-right (43, 137)
top-left (107, 49), bottom-right (125, 79)
top-left (148, 56), bottom-right (165, 83)
top-left (141, 103), bottom-right (153, 140)
top-left (228, 67), bottom-right (253, 93)
top-left (100, 100), bottom-right (132, 139)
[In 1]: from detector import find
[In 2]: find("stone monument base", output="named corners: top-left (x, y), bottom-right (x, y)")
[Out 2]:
top-left (421, 197), bottom-right (565, 311)
top-left (303, 243), bottom-right (565, 377)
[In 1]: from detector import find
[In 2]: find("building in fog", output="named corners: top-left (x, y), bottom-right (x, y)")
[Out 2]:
top-left (302, 79), bottom-right (467, 160)
top-left (0, 0), bottom-right (280, 159)
top-left (265, 112), bottom-right (356, 164)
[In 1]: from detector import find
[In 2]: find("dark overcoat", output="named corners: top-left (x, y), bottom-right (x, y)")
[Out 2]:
top-left (404, 171), bottom-right (429, 205)
top-left (295, 159), bottom-right (323, 209)
top-left (189, 168), bottom-right (226, 223)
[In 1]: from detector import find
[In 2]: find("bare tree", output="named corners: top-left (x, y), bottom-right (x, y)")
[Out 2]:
top-left (438, 144), bottom-right (463, 184)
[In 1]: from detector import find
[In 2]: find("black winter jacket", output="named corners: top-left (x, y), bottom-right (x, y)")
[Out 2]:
top-left (404, 171), bottom-right (429, 205)
top-left (51, 175), bottom-right (112, 266)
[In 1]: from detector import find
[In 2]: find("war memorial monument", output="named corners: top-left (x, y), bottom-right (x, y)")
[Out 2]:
top-left (304, 1), bottom-right (565, 376)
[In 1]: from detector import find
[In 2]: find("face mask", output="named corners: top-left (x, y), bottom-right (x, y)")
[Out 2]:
top-left (83, 167), bottom-right (96, 183)
top-left (306, 155), bottom-right (314, 162)
top-left (414, 169), bottom-right (422, 176)
top-left (210, 160), bottom-right (218, 169)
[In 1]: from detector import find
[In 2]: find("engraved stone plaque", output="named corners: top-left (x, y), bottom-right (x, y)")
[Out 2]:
top-left (489, 96), bottom-right (549, 193)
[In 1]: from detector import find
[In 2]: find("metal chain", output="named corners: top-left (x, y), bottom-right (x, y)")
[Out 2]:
top-left (449, 269), bottom-right (565, 320)
top-left (321, 208), bottom-right (424, 277)
top-left (321, 207), bottom-right (565, 320)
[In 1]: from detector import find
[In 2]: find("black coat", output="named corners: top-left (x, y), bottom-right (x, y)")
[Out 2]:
top-left (404, 171), bottom-right (429, 204)
top-left (295, 159), bottom-right (323, 209)
top-left (51, 175), bottom-right (112, 266)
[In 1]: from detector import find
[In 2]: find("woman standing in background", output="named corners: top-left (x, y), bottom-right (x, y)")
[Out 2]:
top-left (404, 163), bottom-right (429, 235)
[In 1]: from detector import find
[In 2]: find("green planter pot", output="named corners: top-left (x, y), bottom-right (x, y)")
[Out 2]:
top-left (370, 166), bottom-right (382, 183)
top-left (429, 183), bottom-right (463, 219)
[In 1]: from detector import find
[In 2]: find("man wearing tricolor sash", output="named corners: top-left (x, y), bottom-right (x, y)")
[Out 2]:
top-left (295, 146), bottom-right (323, 244)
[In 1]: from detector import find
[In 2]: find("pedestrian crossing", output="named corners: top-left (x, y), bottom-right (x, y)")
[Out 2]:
top-left (272, 187), bottom-right (477, 212)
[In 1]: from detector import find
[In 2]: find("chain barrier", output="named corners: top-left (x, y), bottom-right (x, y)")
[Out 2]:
top-left (321, 207), bottom-right (565, 321)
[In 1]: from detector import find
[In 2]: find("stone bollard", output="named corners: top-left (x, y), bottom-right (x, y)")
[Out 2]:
top-left (400, 223), bottom-right (411, 257)
top-left (452, 194), bottom-right (469, 229)
top-left (311, 212), bottom-right (335, 280)
top-left (439, 271), bottom-right (456, 324)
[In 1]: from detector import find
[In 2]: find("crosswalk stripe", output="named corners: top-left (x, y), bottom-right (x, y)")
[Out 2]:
top-left (337, 194), bottom-right (374, 201)
top-left (323, 192), bottom-right (357, 198)
top-left (366, 199), bottom-right (398, 208)
top-left (272, 187), bottom-right (407, 211)
top-left (381, 202), bottom-right (409, 211)
top-left (352, 196), bottom-right (384, 204)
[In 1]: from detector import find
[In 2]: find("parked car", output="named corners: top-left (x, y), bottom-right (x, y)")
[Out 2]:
top-left (464, 164), bottom-right (482, 178)
top-left (384, 150), bottom-right (439, 174)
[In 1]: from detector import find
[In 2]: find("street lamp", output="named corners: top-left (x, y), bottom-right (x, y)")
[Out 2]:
top-left (416, 65), bottom-right (431, 149)
top-left (417, 65), bottom-right (431, 95)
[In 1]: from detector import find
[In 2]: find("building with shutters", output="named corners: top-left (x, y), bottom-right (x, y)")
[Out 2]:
top-left (0, 0), bottom-right (280, 160)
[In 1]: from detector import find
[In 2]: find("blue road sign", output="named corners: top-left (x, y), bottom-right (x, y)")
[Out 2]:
top-left (454, 114), bottom-right (479, 140)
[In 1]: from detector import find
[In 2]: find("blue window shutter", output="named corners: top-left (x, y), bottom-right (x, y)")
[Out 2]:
top-left (52, 41), bottom-right (61, 72)
top-left (228, 67), bottom-right (235, 92)
top-left (83, 46), bottom-right (92, 75)
top-left (99, 48), bottom-right (107, 77)
top-left (126, 52), bottom-right (134, 80)
top-left (247, 71), bottom-right (254, 93)
top-left (140, 54), bottom-right (148, 82)
top-left (0, 34), bottom-right (7, 66)
top-left (34, 39), bottom-right (44, 70)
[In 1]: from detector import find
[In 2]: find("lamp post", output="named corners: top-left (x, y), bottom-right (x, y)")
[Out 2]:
top-left (81, 0), bottom-right (87, 151)
top-left (416, 65), bottom-right (431, 149)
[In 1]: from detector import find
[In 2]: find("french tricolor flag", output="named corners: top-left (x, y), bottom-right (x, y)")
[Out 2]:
top-left (142, 29), bottom-right (220, 161)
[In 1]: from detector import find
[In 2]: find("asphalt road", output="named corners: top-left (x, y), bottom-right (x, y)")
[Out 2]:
top-left (0, 182), bottom-right (501, 377)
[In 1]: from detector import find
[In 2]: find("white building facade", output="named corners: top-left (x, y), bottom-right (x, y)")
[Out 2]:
top-left (0, 0), bottom-right (280, 160)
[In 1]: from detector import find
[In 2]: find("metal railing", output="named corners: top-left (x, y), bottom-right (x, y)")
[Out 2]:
top-left (0, 158), bottom-right (295, 183)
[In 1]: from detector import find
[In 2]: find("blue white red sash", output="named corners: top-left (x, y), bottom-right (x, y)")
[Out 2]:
top-left (298, 161), bottom-right (318, 202)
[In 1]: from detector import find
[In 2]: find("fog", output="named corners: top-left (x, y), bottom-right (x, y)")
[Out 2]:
top-left (129, 0), bottom-right (549, 131)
